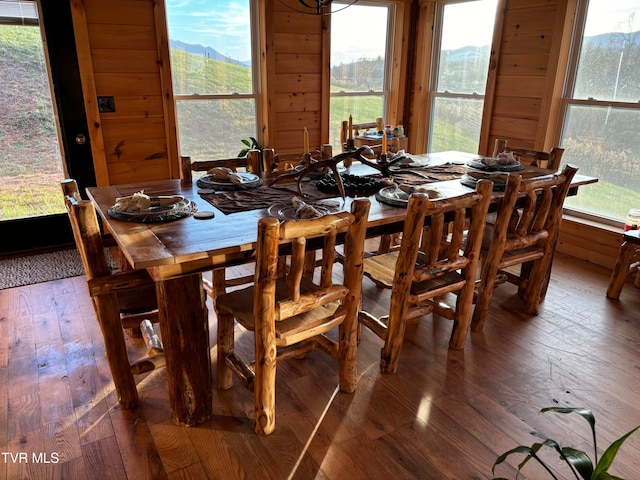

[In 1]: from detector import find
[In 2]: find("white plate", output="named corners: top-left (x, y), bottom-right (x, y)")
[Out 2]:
top-left (108, 198), bottom-right (198, 222)
top-left (375, 186), bottom-right (442, 207)
top-left (197, 173), bottom-right (262, 190)
top-left (466, 158), bottom-right (523, 172)
top-left (267, 200), bottom-right (341, 220)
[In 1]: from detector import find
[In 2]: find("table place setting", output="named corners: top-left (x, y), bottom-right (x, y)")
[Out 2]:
top-left (465, 151), bottom-right (523, 172)
top-left (196, 166), bottom-right (263, 191)
top-left (108, 191), bottom-right (198, 222)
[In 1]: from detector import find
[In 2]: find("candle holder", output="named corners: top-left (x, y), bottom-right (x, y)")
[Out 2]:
top-left (267, 146), bottom-right (376, 200)
top-left (345, 138), bottom-right (356, 151)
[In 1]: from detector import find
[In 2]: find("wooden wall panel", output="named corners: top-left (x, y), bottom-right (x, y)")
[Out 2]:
top-left (87, 25), bottom-right (157, 50)
top-left (558, 219), bottom-right (623, 269)
top-left (90, 49), bottom-right (159, 73)
top-left (84, 0), bottom-right (155, 26)
top-left (275, 54), bottom-right (322, 74)
top-left (499, 53), bottom-right (548, 76)
top-left (272, 93), bottom-right (322, 112)
top-left (265, 0), bottom-right (324, 153)
top-left (273, 33), bottom-right (323, 55)
top-left (72, 0), bottom-right (178, 185)
top-left (97, 96), bottom-right (165, 118)
top-left (492, 96), bottom-right (541, 119)
top-left (480, 0), bottom-right (573, 155)
top-left (273, 73), bottom-right (322, 94)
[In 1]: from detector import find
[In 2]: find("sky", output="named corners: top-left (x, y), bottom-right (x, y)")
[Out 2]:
top-left (166, 0), bottom-right (252, 61)
top-left (585, 0), bottom-right (639, 36)
top-left (165, 0), bottom-right (640, 63)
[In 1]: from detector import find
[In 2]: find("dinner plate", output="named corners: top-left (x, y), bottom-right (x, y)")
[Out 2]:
top-left (197, 173), bottom-right (263, 190)
top-left (387, 154), bottom-right (430, 170)
top-left (108, 198), bottom-right (198, 222)
top-left (375, 186), bottom-right (442, 207)
top-left (267, 200), bottom-right (341, 220)
top-left (460, 173), bottom-right (507, 191)
top-left (466, 158), bottom-right (524, 172)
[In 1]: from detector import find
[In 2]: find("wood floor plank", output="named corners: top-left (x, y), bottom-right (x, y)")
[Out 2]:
top-left (81, 436), bottom-right (127, 480)
top-left (2, 253), bottom-right (640, 478)
top-left (110, 407), bottom-right (167, 480)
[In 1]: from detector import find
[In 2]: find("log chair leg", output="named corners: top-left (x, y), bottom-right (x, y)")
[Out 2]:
top-left (449, 281), bottom-right (475, 349)
top-left (216, 311), bottom-right (235, 390)
top-left (522, 257), bottom-right (548, 315)
top-left (471, 261), bottom-right (501, 332)
top-left (606, 241), bottom-right (636, 299)
top-left (93, 295), bottom-right (139, 409)
top-left (253, 307), bottom-right (277, 435)
top-left (380, 308), bottom-right (407, 375)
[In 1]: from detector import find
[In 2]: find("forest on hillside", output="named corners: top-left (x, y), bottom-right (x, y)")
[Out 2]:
top-left (2, 25), bottom-right (639, 220)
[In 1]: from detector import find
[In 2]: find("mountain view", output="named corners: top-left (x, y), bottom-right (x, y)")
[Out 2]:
top-left (1, 27), bottom-right (639, 220)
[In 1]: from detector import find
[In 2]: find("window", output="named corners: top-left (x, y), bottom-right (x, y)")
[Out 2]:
top-left (0, 0), bottom-right (65, 220)
top-left (558, 0), bottom-right (640, 222)
top-left (165, 0), bottom-right (259, 159)
top-left (329, 2), bottom-right (393, 152)
top-left (427, 0), bottom-right (497, 153)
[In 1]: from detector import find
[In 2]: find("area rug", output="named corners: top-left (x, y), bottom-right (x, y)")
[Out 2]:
top-left (0, 249), bottom-right (86, 289)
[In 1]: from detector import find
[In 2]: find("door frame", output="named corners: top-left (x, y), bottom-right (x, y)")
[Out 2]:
top-left (0, 0), bottom-right (95, 256)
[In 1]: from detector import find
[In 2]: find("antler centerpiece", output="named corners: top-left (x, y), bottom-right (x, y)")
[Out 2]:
top-left (267, 146), bottom-right (376, 200)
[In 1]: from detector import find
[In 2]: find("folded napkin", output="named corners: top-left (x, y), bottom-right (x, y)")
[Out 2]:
top-left (113, 191), bottom-right (184, 212)
top-left (292, 196), bottom-right (323, 219)
top-left (482, 152), bottom-right (518, 166)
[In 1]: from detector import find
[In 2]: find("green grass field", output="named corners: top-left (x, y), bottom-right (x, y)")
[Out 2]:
top-left (2, 24), bottom-right (637, 223)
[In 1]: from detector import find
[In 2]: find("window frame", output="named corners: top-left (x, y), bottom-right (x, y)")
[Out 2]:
top-left (425, 0), bottom-right (496, 154)
top-left (329, 1), bottom-right (397, 134)
top-left (554, 0), bottom-right (640, 225)
top-left (166, 0), bottom-right (262, 157)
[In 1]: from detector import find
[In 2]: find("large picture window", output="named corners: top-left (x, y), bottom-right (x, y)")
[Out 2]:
top-left (165, 0), bottom-right (259, 159)
top-left (329, 2), bottom-right (392, 152)
top-left (427, 0), bottom-right (497, 153)
top-left (559, 0), bottom-right (640, 222)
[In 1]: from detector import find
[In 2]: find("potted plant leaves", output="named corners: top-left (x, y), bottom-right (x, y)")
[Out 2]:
top-left (492, 407), bottom-right (640, 480)
top-left (238, 136), bottom-right (262, 158)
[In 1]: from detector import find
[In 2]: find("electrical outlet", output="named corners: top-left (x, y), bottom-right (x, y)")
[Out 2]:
top-left (97, 96), bottom-right (116, 113)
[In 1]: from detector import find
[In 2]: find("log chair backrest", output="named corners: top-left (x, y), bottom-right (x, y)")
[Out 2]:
top-left (254, 198), bottom-right (370, 324)
top-left (493, 139), bottom-right (564, 171)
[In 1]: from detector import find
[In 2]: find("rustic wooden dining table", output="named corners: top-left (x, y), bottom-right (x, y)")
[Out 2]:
top-left (86, 150), bottom-right (597, 426)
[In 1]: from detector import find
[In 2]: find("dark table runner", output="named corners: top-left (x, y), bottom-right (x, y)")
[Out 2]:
top-left (199, 163), bottom-right (468, 215)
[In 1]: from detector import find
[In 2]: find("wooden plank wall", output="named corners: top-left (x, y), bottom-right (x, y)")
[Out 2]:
top-left (479, 0), bottom-right (575, 156)
top-left (70, 0), bottom-right (179, 186)
top-left (65, 0), bottom-right (622, 268)
top-left (265, 0), bottom-right (325, 154)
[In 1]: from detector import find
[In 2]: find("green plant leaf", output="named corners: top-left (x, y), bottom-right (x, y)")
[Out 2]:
top-left (592, 425), bottom-right (640, 479)
top-left (241, 139), bottom-right (251, 147)
top-left (492, 443), bottom-right (561, 479)
top-left (559, 447), bottom-right (593, 479)
top-left (541, 407), bottom-right (598, 463)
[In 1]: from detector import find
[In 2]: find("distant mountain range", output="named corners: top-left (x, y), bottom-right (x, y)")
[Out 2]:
top-left (584, 31), bottom-right (640, 49)
top-left (169, 39), bottom-right (250, 66)
top-left (171, 30), bottom-right (639, 69)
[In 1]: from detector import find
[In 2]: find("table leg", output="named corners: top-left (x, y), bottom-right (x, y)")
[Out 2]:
top-left (156, 274), bottom-right (212, 426)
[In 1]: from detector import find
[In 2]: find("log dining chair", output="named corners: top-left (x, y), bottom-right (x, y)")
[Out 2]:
top-left (358, 180), bottom-right (494, 374)
top-left (340, 117), bottom-right (383, 152)
top-left (61, 179), bottom-right (164, 409)
top-left (215, 198), bottom-right (370, 435)
top-left (470, 164), bottom-right (579, 332)
top-left (606, 229), bottom-right (640, 300)
top-left (180, 153), bottom-right (263, 300)
top-left (261, 144), bottom-right (333, 172)
top-left (492, 139), bottom-right (565, 171)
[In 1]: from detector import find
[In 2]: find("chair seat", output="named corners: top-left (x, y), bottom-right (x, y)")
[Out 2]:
top-left (217, 277), bottom-right (346, 347)
top-left (117, 283), bottom-right (158, 314)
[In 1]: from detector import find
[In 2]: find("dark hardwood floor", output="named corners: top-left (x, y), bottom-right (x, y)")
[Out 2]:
top-left (1, 252), bottom-right (639, 479)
